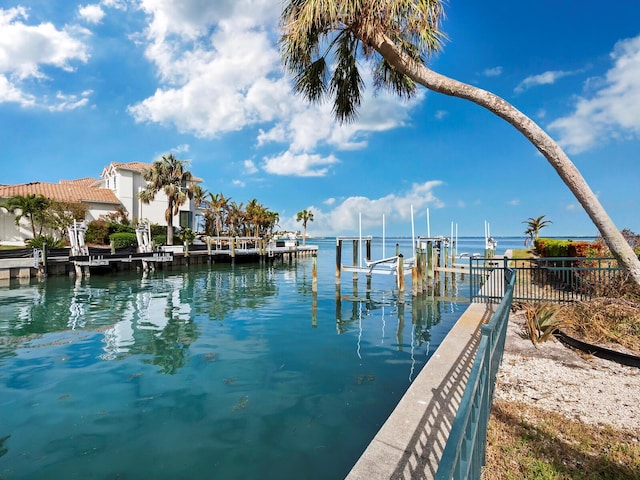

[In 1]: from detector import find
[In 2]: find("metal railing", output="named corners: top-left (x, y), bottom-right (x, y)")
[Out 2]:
top-left (435, 267), bottom-right (516, 480)
top-left (470, 256), bottom-right (621, 303)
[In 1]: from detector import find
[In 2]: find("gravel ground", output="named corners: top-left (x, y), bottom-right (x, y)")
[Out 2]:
top-left (494, 313), bottom-right (640, 431)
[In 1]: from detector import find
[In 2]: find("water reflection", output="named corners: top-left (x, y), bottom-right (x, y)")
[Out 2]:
top-left (0, 264), bottom-right (286, 374)
top-left (0, 249), bottom-right (473, 480)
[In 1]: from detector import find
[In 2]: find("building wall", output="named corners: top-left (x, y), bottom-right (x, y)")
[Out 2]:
top-left (0, 202), bottom-right (120, 246)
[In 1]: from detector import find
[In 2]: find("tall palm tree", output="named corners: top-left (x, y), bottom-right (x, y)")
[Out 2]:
top-left (524, 215), bottom-right (552, 241)
top-left (280, 0), bottom-right (640, 286)
top-left (2, 194), bottom-right (51, 238)
top-left (296, 209), bottom-right (314, 245)
top-left (225, 201), bottom-right (245, 236)
top-left (245, 198), bottom-right (262, 237)
top-left (139, 154), bottom-right (193, 245)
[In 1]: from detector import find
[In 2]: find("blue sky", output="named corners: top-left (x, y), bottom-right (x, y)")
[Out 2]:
top-left (1, 1), bottom-right (639, 238)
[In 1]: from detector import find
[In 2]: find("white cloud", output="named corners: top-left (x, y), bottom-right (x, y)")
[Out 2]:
top-left (257, 124), bottom-right (286, 146)
top-left (173, 144), bottom-right (190, 153)
top-left (0, 74), bottom-right (35, 105)
top-left (507, 199), bottom-right (520, 206)
top-left (47, 90), bottom-right (92, 111)
top-left (548, 35), bottom-right (640, 153)
top-left (483, 66), bottom-right (503, 77)
top-left (515, 69), bottom-right (579, 94)
top-left (323, 197), bottom-right (336, 206)
top-left (0, 6), bottom-right (90, 108)
top-left (128, 0), bottom-right (423, 158)
top-left (262, 151), bottom-right (339, 177)
top-left (232, 179), bottom-right (245, 187)
top-left (78, 4), bottom-right (105, 24)
top-left (279, 181), bottom-right (444, 236)
top-left (244, 160), bottom-right (258, 174)
top-left (434, 110), bottom-right (448, 120)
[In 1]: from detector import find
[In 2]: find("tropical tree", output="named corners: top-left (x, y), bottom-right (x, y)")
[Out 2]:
top-left (225, 201), bottom-right (245, 236)
top-left (296, 209), bottom-right (314, 245)
top-left (46, 200), bottom-right (89, 240)
top-left (2, 194), bottom-right (51, 239)
top-left (279, 0), bottom-right (640, 286)
top-left (138, 154), bottom-right (193, 245)
top-left (523, 215), bottom-right (552, 246)
top-left (204, 192), bottom-right (229, 237)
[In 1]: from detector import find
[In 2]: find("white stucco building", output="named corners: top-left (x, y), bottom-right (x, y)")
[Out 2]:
top-left (0, 161), bottom-right (203, 245)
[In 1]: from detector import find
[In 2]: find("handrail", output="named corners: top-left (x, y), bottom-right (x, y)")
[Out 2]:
top-left (435, 268), bottom-right (516, 480)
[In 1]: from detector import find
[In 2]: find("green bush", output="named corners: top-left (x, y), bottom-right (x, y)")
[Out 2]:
top-left (150, 224), bottom-right (166, 237)
top-left (27, 235), bottom-right (65, 249)
top-left (86, 220), bottom-right (110, 244)
top-left (535, 238), bottom-right (571, 257)
top-left (109, 223), bottom-right (135, 235)
top-left (109, 232), bottom-right (138, 249)
top-left (179, 227), bottom-right (196, 245)
top-left (152, 235), bottom-right (167, 246)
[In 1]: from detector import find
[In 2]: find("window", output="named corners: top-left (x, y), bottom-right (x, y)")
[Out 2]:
top-left (179, 211), bottom-right (192, 229)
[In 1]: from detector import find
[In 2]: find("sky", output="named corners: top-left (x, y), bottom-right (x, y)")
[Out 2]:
top-left (1, 0), bottom-right (639, 239)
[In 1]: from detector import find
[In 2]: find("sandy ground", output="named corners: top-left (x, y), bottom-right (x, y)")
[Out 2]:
top-left (494, 313), bottom-right (640, 431)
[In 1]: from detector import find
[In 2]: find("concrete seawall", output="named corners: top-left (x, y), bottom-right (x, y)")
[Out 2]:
top-left (345, 302), bottom-right (496, 479)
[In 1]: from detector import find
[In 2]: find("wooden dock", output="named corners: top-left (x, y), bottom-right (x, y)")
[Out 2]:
top-left (0, 241), bottom-right (319, 281)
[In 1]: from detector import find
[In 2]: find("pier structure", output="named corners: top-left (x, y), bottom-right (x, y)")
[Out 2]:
top-left (0, 234), bottom-right (318, 281)
top-left (334, 233), bottom-right (474, 296)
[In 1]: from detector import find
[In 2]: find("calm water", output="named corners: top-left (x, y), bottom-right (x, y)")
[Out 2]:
top-left (0, 238), bottom-right (476, 479)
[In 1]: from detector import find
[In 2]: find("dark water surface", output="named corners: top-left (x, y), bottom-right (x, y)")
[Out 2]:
top-left (0, 238), bottom-right (472, 479)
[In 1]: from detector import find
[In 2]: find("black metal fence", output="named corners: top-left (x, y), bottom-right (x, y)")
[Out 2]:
top-left (470, 256), bottom-right (622, 303)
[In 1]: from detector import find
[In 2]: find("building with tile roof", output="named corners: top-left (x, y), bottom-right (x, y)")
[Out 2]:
top-left (0, 161), bottom-right (203, 245)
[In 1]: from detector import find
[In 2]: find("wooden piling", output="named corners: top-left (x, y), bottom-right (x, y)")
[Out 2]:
top-left (352, 239), bottom-right (358, 281)
top-left (426, 241), bottom-right (434, 280)
top-left (397, 254), bottom-right (405, 292)
top-left (335, 239), bottom-right (342, 283)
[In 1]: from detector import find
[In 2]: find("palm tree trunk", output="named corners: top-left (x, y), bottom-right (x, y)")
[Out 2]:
top-left (167, 199), bottom-right (174, 246)
top-left (369, 32), bottom-right (640, 286)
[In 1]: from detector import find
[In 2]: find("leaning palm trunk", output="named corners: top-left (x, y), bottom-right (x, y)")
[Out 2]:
top-left (368, 32), bottom-right (640, 286)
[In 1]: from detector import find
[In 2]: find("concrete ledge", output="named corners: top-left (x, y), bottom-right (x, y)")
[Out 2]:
top-left (346, 302), bottom-right (496, 480)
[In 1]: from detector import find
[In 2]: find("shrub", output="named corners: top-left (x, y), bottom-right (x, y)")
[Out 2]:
top-left (109, 232), bottom-right (138, 249)
top-left (152, 234), bottom-right (167, 246)
top-left (108, 223), bottom-right (135, 236)
top-left (26, 235), bottom-right (65, 249)
top-left (86, 220), bottom-right (110, 245)
top-left (535, 238), bottom-right (571, 257)
top-left (150, 224), bottom-right (166, 237)
top-left (567, 241), bottom-right (591, 257)
top-left (179, 227), bottom-right (196, 245)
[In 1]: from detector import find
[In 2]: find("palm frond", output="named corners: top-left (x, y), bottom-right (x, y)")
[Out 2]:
top-left (329, 32), bottom-right (363, 123)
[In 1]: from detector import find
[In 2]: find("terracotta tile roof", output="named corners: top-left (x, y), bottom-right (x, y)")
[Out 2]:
top-left (60, 178), bottom-right (101, 188)
top-left (107, 161), bottom-right (202, 183)
top-left (111, 161), bottom-right (152, 173)
top-left (0, 182), bottom-right (121, 205)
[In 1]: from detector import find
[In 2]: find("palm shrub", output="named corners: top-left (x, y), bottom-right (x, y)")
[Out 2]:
top-left (26, 235), bottom-right (65, 249)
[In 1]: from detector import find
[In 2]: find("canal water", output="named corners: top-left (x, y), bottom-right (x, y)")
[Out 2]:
top-left (0, 237), bottom-right (485, 479)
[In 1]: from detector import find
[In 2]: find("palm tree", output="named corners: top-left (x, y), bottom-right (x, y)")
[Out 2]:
top-left (2, 194), bottom-right (51, 239)
top-left (279, 0), bottom-right (640, 287)
top-left (138, 154), bottom-right (193, 245)
top-left (225, 201), bottom-right (245, 236)
top-left (296, 209), bottom-right (314, 245)
top-left (523, 215), bottom-right (552, 247)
